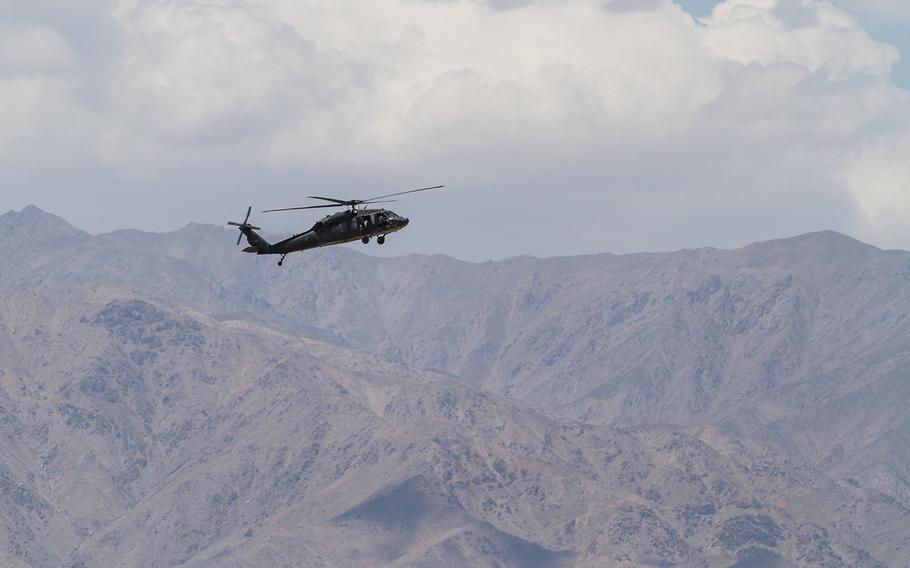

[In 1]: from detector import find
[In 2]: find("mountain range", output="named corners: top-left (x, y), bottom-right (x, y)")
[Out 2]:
top-left (0, 205), bottom-right (908, 567)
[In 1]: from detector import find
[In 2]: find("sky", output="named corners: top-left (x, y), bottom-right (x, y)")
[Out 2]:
top-left (1, 0), bottom-right (910, 261)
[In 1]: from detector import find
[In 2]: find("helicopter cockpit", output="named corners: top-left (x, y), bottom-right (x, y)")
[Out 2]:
top-left (367, 211), bottom-right (404, 225)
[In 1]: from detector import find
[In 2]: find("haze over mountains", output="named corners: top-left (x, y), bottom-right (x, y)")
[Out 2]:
top-left (0, 205), bottom-right (908, 567)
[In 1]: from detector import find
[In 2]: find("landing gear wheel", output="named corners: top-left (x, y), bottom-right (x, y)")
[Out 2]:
top-left (362, 237), bottom-right (370, 244)
top-left (377, 236), bottom-right (386, 245)
top-left (278, 254), bottom-right (287, 267)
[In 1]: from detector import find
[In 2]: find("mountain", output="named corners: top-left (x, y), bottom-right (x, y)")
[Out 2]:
top-left (1, 206), bottom-right (909, 566)
top-left (0, 205), bottom-right (86, 243)
top-left (0, 287), bottom-right (906, 567)
top-left (89, 216), bottom-right (910, 507)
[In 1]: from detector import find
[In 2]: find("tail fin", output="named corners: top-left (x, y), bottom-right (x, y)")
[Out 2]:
top-left (228, 207), bottom-right (272, 254)
top-left (240, 227), bottom-right (271, 253)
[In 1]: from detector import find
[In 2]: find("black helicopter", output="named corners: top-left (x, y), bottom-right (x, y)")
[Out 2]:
top-left (228, 185), bottom-right (443, 266)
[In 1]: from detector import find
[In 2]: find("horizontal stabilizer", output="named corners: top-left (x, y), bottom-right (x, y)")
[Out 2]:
top-left (242, 246), bottom-right (261, 253)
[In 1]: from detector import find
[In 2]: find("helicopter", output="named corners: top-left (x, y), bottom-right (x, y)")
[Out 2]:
top-left (228, 185), bottom-right (443, 266)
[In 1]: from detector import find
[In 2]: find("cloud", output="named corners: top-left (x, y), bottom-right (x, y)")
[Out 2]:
top-left (0, 23), bottom-right (75, 74)
top-left (1, 0), bottom-right (909, 258)
top-left (262, 0), bottom-right (907, 255)
top-left (844, 133), bottom-right (910, 241)
top-left (702, 0), bottom-right (898, 78)
top-left (834, 0), bottom-right (910, 26)
top-left (267, 0), bottom-right (722, 167)
top-left (0, 19), bottom-right (97, 165)
top-left (111, 1), bottom-right (358, 143)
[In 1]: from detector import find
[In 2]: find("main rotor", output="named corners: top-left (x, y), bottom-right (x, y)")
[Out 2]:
top-left (263, 185), bottom-right (444, 214)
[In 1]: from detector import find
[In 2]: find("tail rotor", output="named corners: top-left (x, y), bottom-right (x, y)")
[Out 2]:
top-left (227, 206), bottom-right (262, 246)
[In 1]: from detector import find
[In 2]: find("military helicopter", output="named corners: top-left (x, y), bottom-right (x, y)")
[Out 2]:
top-left (228, 185), bottom-right (443, 266)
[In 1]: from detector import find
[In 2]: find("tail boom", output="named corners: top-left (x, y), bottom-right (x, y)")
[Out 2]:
top-left (240, 228), bottom-right (272, 253)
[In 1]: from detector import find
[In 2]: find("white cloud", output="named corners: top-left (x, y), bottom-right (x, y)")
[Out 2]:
top-left (1, 0), bottom-right (910, 258)
top-left (835, 0), bottom-right (910, 25)
top-left (0, 21), bottom-right (79, 151)
top-left (110, 0), bottom-right (357, 143)
top-left (0, 21), bottom-right (96, 164)
top-left (702, 0), bottom-right (898, 79)
top-left (844, 133), bottom-right (910, 242)
top-left (0, 23), bottom-right (75, 75)
top-left (267, 0), bottom-right (723, 166)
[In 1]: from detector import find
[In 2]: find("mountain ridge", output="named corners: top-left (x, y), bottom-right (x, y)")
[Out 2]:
top-left (3, 205), bottom-right (895, 262)
top-left (1, 206), bottom-right (909, 566)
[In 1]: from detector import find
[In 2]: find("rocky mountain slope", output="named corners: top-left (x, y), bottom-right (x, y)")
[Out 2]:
top-left (1, 206), bottom-right (909, 566)
top-left (0, 288), bottom-right (907, 567)
top-left (87, 208), bottom-right (910, 507)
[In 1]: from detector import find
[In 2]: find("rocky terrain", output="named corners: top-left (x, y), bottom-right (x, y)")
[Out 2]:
top-left (0, 206), bottom-right (909, 566)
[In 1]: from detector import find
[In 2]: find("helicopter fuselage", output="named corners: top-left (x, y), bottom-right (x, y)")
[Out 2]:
top-left (231, 184), bottom-right (440, 265)
top-left (253, 208), bottom-right (409, 255)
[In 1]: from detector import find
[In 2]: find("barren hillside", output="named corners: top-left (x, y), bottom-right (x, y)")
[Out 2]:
top-left (1, 206), bottom-right (908, 566)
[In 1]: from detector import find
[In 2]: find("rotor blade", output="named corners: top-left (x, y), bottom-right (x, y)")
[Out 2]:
top-left (243, 206), bottom-right (252, 225)
top-left (262, 203), bottom-right (344, 213)
top-left (227, 222), bottom-right (242, 226)
top-left (359, 199), bottom-right (398, 205)
top-left (236, 232), bottom-right (243, 246)
top-left (307, 196), bottom-right (357, 205)
top-left (362, 185), bottom-right (444, 202)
